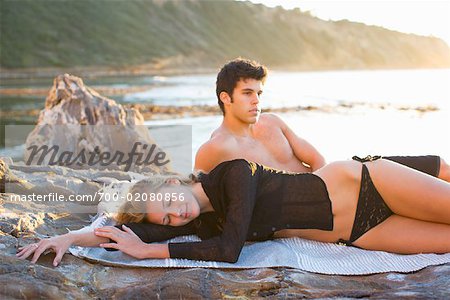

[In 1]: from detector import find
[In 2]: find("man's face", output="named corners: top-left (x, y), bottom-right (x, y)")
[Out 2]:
top-left (226, 78), bottom-right (263, 124)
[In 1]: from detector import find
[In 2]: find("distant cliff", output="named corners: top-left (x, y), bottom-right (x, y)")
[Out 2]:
top-left (1, 0), bottom-right (449, 70)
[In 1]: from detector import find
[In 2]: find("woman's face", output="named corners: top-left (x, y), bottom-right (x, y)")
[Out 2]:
top-left (145, 184), bottom-right (200, 226)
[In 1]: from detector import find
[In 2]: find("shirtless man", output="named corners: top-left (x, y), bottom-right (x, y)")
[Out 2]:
top-left (195, 58), bottom-right (450, 182)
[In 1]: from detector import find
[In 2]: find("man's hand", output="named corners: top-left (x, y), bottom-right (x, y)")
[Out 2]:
top-left (95, 225), bottom-right (159, 259)
top-left (16, 234), bottom-right (75, 267)
top-left (273, 114), bottom-right (326, 171)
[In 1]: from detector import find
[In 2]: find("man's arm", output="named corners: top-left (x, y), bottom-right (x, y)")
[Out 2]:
top-left (270, 114), bottom-right (326, 171)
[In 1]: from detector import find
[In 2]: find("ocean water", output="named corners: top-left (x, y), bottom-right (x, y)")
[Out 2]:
top-left (145, 108), bottom-right (450, 166)
top-left (2, 69), bottom-right (449, 167)
top-left (140, 69), bottom-right (450, 165)
top-left (124, 69), bottom-right (450, 110)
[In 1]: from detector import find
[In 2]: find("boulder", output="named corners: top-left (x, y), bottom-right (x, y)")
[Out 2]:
top-left (24, 74), bottom-right (171, 173)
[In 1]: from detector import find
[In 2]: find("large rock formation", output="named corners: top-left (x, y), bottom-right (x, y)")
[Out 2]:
top-left (24, 74), bottom-right (171, 174)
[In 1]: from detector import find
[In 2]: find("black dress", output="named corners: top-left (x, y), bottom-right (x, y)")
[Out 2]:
top-left (115, 159), bottom-right (333, 263)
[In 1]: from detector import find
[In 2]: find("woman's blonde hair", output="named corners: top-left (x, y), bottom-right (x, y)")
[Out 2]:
top-left (114, 173), bottom-right (200, 224)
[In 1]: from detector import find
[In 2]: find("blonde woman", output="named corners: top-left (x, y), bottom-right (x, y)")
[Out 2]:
top-left (17, 157), bottom-right (450, 266)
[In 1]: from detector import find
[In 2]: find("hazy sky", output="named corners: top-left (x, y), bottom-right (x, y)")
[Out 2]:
top-left (244, 0), bottom-right (450, 45)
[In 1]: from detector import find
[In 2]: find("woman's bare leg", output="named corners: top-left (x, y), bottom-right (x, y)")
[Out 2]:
top-left (438, 157), bottom-right (450, 182)
top-left (353, 214), bottom-right (450, 254)
top-left (365, 159), bottom-right (450, 224)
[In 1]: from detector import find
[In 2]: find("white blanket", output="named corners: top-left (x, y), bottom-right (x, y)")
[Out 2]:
top-left (69, 214), bottom-right (450, 275)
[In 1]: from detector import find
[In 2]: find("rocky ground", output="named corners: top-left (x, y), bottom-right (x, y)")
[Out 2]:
top-left (1, 204), bottom-right (449, 299)
top-left (1, 242), bottom-right (449, 299)
top-left (0, 75), bottom-right (449, 299)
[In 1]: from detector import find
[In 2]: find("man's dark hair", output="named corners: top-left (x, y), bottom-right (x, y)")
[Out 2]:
top-left (216, 58), bottom-right (268, 115)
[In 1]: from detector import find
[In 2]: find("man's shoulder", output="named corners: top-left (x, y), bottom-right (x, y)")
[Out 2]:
top-left (206, 130), bottom-right (237, 148)
top-left (257, 113), bottom-right (286, 129)
top-left (260, 112), bottom-right (284, 123)
top-left (195, 133), bottom-right (237, 171)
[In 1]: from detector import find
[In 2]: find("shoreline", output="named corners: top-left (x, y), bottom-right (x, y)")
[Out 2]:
top-left (0, 84), bottom-right (158, 97)
top-left (0, 102), bottom-right (440, 124)
top-left (2, 64), bottom-right (449, 80)
top-left (0, 65), bottom-right (217, 80)
top-left (1, 68), bottom-right (445, 124)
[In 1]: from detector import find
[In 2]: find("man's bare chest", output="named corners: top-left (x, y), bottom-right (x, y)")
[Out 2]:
top-left (234, 132), bottom-right (294, 164)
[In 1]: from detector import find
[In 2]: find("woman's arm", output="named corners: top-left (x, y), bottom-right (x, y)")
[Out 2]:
top-left (94, 225), bottom-right (170, 259)
top-left (16, 230), bottom-right (109, 266)
top-left (107, 221), bottom-right (197, 244)
top-left (17, 225), bottom-right (172, 266)
top-left (18, 216), bottom-right (198, 265)
top-left (96, 160), bottom-right (259, 262)
top-left (97, 160), bottom-right (259, 262)
top-left (70, 230), bottom-right (109, 247)
top-left (168, 160), bottom-right (260, 263)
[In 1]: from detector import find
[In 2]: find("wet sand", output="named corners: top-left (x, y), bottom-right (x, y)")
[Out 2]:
top-left (0, 100), bottom-right (440, 124)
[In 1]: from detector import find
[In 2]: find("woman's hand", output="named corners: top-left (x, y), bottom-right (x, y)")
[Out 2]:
top-left (94, 225), bottom-right (151, 259)
top-left (16, 234), bottom-right (75, 266)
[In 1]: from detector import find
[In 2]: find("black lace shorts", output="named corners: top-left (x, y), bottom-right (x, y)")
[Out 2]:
top-left (337, 154), bottom-right (440, 246)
